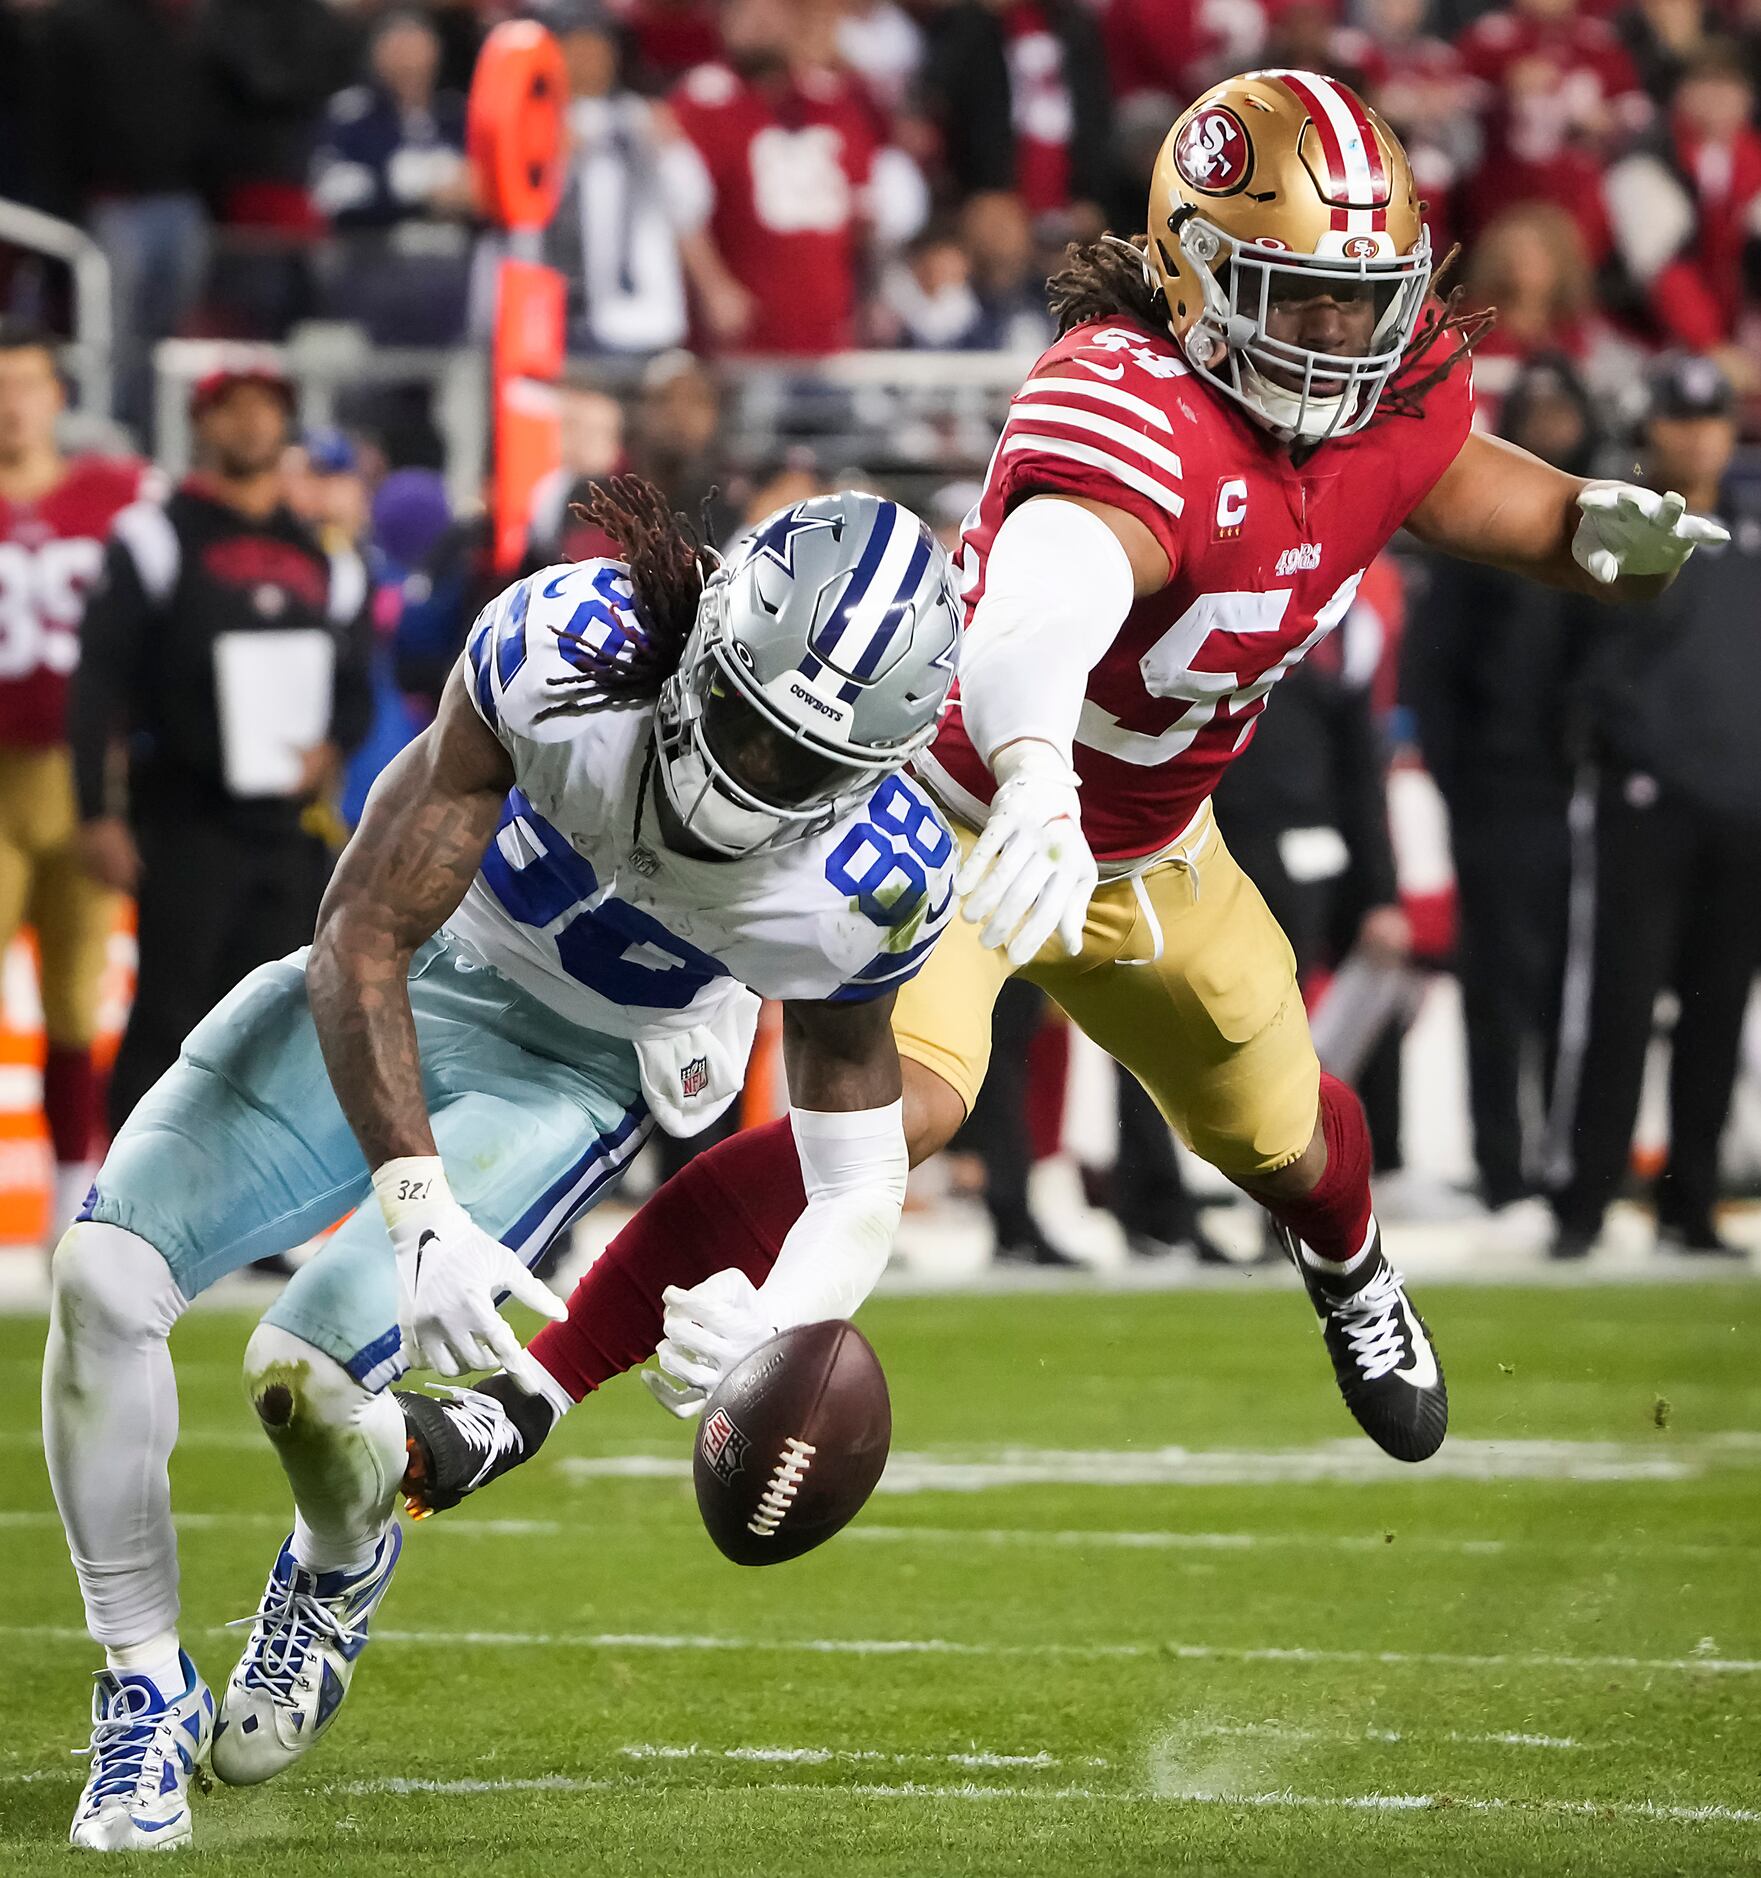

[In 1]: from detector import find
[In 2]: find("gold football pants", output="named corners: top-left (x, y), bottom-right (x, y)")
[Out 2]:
top-left (893, 803), bottom-right (1321, 1180)
top-left (0, 745), bottom-right (116, 1047)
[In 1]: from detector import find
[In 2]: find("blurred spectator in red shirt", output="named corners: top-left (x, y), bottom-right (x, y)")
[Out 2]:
top-left (661, 0), bottom-right (926, 354)
top-left (1097, 0), bottom-right (1268, 106)
top-left (1460, 201), bottom-right (1635, 422)
top-left (1604, 41), bottom-right (1761, 389)
top-left (921, 0), bottom-right (1115, 222)
top-left (614, 0), bottom-right (722, 89)
top-left (1341, 0), bottom-right (1480, 256)
top-left (1458, 0), bottom-right (1648, 255)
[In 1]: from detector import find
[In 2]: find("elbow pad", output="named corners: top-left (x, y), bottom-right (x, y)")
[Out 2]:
top-left (754, 1101), bottom-right (909, 1328)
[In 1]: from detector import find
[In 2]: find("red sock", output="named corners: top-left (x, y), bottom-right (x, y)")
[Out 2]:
top-left (529, 1117), bottom-right (806, 1400)
top-left (42, 1044), bottom-right (99, 1166)
top-left (1265, 1072), bottom-right (1375, 1264)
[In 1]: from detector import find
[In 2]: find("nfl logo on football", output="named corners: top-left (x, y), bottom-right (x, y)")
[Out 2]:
top-left (700, 1407), bottom-right (749, 1483)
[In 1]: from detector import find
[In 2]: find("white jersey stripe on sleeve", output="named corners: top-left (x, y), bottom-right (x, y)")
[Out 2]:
top-left (999, 434), bottom-right (1186, 518)
top-left (1008, 402), bottom-right (1185, 484)
top-left (1022, 374), bottom-right (1176, 433)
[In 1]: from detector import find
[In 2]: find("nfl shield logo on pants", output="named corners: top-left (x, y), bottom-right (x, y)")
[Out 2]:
top-left (680, 1056), bottom-right (709, 1100)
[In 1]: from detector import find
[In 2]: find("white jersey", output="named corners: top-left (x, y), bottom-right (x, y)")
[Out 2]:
top-left (446, 559), bottom-right (957, 1042)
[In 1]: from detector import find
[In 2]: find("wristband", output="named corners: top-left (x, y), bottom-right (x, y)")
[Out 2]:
top-left (372, 1156), bottom-right (453, 1228)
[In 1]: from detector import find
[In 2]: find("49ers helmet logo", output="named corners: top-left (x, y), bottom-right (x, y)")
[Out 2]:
top-left (1175, 106), bottom-right (1252, 195)
top-left (1342, 235), bottom-right (1381, 259)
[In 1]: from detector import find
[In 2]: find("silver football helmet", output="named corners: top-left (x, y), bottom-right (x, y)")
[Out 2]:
top-left (656, 492), bottom-right (961, 858)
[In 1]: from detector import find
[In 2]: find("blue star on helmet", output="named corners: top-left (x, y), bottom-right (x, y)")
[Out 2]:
top-left (747, 504), bottom-right (843, 576)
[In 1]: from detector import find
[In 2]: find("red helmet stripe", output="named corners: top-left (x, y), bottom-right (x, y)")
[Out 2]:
top-left (1272, 70), bottom-right (1389, 207)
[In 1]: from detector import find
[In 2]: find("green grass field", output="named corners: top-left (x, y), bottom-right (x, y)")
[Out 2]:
top-left (3, 1278), bottom-right (1759, 1875)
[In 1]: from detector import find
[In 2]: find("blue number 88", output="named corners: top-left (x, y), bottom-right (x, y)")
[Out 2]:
top-left (825, 776), bottom-right (952, 927)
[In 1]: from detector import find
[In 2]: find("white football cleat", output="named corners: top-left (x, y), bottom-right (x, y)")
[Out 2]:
top-left (211, 1526), bottom-right (402, 1786)
top-left (69, 1650), bottom-right (214, 1851)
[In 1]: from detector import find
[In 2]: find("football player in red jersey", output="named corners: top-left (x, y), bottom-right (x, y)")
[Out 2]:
top-left (0, 323), bottom-right (150, 1239)
top-left (399, 70), bottom-right (1727, 1511)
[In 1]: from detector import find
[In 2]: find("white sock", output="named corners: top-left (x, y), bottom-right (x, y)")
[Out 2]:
top-left (1297, 1216), bottom-right (1380, 1280)
top-left (105, 1632), bottom-right (186, 1702)
top-left (43, 1223), bottom-right (188, 1650)
top-left (532, 1359), bottom-right (575, 1427)
top-left (244, 1323), bottom-right (406, 1578)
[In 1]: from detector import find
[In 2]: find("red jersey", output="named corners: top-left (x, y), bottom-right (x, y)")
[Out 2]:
top-left (668, 61), bottom-right (879, 355)
top-left (0, 455), bottom-right (148, 747)
top-left (922, 318), bottom-right (1474, 864)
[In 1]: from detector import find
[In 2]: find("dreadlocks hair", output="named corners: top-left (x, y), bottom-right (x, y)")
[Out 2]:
top-left (1047, 233), bottom-right (1166, 338)
top-left (1045, 233), bottom-right (1491, 426)
top-left (1374, 245), bottom-right (1494, 424)
top-left (534, 473), bottom-right (720, 722)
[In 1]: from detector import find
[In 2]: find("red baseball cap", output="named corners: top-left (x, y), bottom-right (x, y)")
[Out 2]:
top-left (189, 364), bottom-right (296, 420)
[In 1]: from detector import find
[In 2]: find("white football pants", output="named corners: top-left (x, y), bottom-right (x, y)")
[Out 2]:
top-left (43, 1221), bottom-right (405, 1650)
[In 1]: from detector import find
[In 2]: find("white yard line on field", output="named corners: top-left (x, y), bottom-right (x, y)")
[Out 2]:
top-left (9, 1764), bottom-right (1754, 1825)
top-left (4, 1622), bottom-right (1758, 1674)
top-left (0, 1508), bottom-right (1744, 1561)
top-left (617, 1744), bottom-right (1110, 1770)
top-left (557, 1433), bottom-right (1761, 1492)
top-left (320, 1773), bottom-right (1761, 1825)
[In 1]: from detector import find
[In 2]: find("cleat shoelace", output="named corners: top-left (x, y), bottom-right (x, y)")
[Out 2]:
top-left (226, 1568), bottom-right (370, 1708)
top-left (77, 1680), bottom-right (159, 1805)
top-left (1333, 1271), bottom-right (1412, 1383)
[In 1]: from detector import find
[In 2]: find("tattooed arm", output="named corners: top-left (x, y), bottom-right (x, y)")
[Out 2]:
top-left (309, 663), bottom-right (566, 1383)
top-left (307, 662), bottom-right (512, 1164)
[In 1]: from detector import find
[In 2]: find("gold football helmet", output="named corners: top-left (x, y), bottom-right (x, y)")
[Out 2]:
top-left (1145, 69), bottom-right (1433, 441)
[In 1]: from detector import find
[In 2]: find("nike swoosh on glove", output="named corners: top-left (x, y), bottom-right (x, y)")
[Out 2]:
top-left (374, 1158), bottom-right (565, 1393)
top-left (955, 742), bottom-right (1098, 969)
top-left (1572, 484), bottom-right (1730, 585)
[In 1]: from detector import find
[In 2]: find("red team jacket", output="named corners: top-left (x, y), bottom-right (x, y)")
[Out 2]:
top-left (0, 456), bottom-right (148, 747)
top-left (920, 316), bottom-right (1474, 864)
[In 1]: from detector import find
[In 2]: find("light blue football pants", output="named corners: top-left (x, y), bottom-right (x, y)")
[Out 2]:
top-left (85, 933), bottom-right (651, 1389)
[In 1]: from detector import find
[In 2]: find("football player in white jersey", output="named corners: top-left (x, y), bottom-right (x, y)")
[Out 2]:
top-left (41, 477), bottom-right (960, 1850)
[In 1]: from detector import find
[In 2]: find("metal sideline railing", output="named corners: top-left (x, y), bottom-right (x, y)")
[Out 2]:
top-left (0, 194), bottom-right (114, 419)
top-left (149, 332), bottom-right (1039, 504)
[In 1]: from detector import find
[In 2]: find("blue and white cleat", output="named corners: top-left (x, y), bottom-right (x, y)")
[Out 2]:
top-left (69, 1651), bottom-right (214, 1850)
top-left (211, 1525), bottom-right (402, 1786)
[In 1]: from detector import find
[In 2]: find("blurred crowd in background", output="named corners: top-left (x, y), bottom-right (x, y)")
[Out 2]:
top-left (2, 0), bottom-right (1760, 1269)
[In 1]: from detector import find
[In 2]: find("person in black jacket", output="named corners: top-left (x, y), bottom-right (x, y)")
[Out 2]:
top-left (1403, 355), bottom-right (1602, 1221)
top-left (1547, 354), bottom-right (1761, 1260)
top-left (919, 0), bottom-right (1115, 221)
top-left (69, 365), bottom-right (373, 1131)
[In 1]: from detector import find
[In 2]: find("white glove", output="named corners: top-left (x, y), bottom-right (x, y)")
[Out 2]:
top-left (1572, 484), bottom-right (1729, 585)
top-left (955, 741), bottom-right (1098, 968)
top-left (640, 1267), bottom-right (777, 1421)
top-left (373, 1157), bottom-right (566, 1394)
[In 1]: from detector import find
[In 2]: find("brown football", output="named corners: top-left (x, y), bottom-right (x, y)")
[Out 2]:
top-left (692, 1319), bottom-right (891, 1566)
